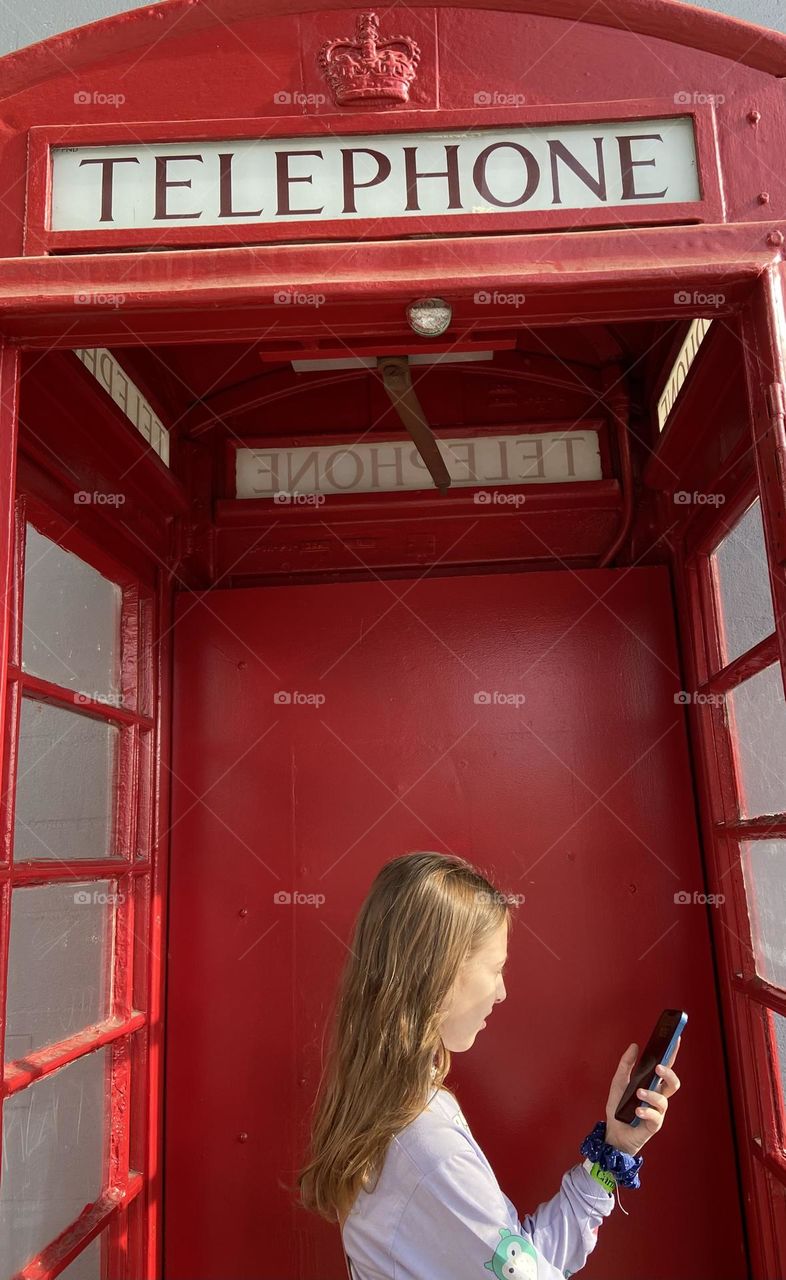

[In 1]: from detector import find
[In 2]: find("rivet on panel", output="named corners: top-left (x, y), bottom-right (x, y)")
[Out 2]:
top-left (238, 1132), bottom-right (249, 1142)
top-left (758, 192), bottom-right (771, 205)
top-left (238, 907), bottom-right (248, 917)
top-left (747, 109), bottom-right (761, 124)
top-left (767, 231), bottom-right (784, 247)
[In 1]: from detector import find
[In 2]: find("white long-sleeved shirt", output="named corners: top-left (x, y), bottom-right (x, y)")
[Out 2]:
top-left (341, 1084), bottom-right (615, 1280)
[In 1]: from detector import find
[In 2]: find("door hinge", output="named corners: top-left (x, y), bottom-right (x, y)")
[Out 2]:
top-left (766, 380), bottom-right (786, 427)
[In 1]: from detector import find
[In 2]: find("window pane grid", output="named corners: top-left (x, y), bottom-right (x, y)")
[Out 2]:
top-left (710, 496), bottom-right (776, 671)
top-left (690, 491), bottom-right (786, 1177)
top-left (1, 498), bottom-right (158, 1280)
top-left (726, 662), bottom-right (786, 821)
top-left (3, 881), bottom-right (115, 1064)
top-left (0, 1048), bottom-right (109, 1279)
top-left (12, 697), bottom-right (120, 863)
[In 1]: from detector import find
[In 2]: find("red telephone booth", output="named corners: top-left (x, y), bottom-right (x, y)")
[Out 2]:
top-left (0, 2), bottom-right (785, 1278)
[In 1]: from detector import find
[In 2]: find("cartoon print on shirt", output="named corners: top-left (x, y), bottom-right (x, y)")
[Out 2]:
top-left (484, 1228), bottom-right (539, 1278)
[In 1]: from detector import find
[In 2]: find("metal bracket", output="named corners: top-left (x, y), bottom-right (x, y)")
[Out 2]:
top-left (377, 356), bottom-right (451, 494)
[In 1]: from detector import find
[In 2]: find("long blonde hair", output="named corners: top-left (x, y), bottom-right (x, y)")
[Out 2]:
top-left (295, 851), bottom-right (514, 1225)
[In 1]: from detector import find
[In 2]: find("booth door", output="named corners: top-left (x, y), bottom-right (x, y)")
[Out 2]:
top-left (165, 565), bottom-right (745, 1280)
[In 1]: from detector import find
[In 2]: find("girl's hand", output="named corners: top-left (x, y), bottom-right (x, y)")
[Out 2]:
top-left (602, 1037), bottom-right (681, 1156)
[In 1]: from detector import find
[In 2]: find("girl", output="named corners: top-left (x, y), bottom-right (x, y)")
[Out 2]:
top-left (297, 852), bottom-right (681, 1279)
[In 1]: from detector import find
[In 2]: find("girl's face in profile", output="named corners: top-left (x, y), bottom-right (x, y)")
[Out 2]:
top-left (437, 919), bottom-right (508, 1051)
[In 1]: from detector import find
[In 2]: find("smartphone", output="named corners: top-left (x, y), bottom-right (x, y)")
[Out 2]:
top-left (614, 1008), bottom-right (687, 1128)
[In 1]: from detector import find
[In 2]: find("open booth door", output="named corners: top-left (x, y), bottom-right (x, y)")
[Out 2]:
top-left (664, 263), bottom-right (786, 1280)
top-left (717, 265), bottom-right (786, 1276)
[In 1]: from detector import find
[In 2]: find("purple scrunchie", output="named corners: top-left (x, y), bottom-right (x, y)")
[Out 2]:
top-left (580, 1121), bottom-right (643, 1189)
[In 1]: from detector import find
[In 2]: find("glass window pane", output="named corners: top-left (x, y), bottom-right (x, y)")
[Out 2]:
top-left (727, 664), bottom-right (786, 818)
top-left (22, 524), bottom-right (121, 701)
top-left (4, 882), bottom-right (115, 1063)
top-left (0, 1049), bottom-right (108, 1278)
top-left (712, 498), bottom-right (776, 667)
top-left (740, 841), bottom-right (786, 989)
top-left (58, 1232), bottom-right (104, 1280)
top-left (14, 698), bottom-right (119, 860)
top-left (770, 1011), bottom-right (786, 1121)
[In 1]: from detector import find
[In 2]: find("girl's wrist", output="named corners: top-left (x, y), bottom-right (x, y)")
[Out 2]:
top-left (603, 1120), bottom-right (639, 1155)
top-left (580, 1121), bottom-right (644, 1188)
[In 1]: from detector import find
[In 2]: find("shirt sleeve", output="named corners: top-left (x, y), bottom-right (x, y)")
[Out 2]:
top-left (519, 1162), bottom-right (616, 1279)
top-left (390, 1149), bottom-right (613, 1280)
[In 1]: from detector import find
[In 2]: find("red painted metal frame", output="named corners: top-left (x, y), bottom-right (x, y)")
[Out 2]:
top-left (0, 226), bottom-right (771, 351)
top-left (1, 0), bottom-right (786, 93)
top-left (23, 100), bottom-right (723, 257)
top-left (0, 488), bottom-right (161, 1280)
top-left (668, 276), bottom-right (786, 1278)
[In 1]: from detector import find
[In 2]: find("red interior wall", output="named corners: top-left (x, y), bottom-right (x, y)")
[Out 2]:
top-left (165, 565), bottom-right (745, 1280)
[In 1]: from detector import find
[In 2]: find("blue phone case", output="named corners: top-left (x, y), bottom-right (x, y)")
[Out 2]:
top-left (629, 1010), bottom-right (687, 1127)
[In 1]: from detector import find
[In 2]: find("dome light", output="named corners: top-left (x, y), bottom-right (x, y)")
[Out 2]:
top-left (406, 297), bottom-right (452, 337)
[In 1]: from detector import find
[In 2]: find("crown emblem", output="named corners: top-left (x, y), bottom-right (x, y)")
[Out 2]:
top-left (319, 12), bottom-right (421, 107)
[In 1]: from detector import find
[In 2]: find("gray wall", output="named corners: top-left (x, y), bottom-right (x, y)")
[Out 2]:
top-left (0, 0), bottom-right (783, 57)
